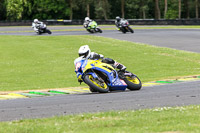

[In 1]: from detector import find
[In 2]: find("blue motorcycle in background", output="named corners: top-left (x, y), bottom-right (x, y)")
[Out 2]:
top-left (75, 59), bottom-right (142, 93)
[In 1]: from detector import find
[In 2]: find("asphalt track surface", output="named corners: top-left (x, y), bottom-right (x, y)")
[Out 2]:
top-left (0, 26), bottom-right (200, 121)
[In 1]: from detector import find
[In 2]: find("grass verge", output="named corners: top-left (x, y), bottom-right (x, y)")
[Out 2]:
top-left (0, 105), bottom-right (200, 133)
top-left (0, 35), bottom-right (200, 91)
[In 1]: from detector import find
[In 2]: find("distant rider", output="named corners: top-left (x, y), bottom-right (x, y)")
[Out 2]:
top-left (83, 17), bottom-right (92, 29)
top-left (74, 45), bottom-right (126, 83)
top-left (115, 16), bottom-right (122, 30)
top-left (32, 19), bottom-right (44, 32)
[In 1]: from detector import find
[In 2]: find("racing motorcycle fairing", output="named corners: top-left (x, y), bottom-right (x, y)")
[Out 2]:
top-left (75, 59), bottom-right (127, 91)
top-left (83, 21), bottom-right (102, 33)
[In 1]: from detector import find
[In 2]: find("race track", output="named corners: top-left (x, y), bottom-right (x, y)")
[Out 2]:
top-left (0, 26), bottom-right (200, 121)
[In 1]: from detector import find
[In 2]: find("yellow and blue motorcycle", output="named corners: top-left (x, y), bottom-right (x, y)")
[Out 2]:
top-left (75, 59), bottom-right (142, 93)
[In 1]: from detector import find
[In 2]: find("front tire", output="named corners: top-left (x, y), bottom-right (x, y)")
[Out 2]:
top-left (84, 75), bottom-right (109, 93)
top-left (97, 28), bottom-right (103, 33)
top-left (128, 26), bottom-right (134, 33)
top-left (46, 29), bottom-right (52, 34)
top-left (121, 27), bottom-right (126, 34)
top-left (37, 31), bottom-right (41, 35)
top-left (123, 72), bottom-right (142, 91)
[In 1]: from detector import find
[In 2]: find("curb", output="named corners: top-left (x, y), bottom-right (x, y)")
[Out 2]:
top-left (0, 75), bottom-right (199, 100)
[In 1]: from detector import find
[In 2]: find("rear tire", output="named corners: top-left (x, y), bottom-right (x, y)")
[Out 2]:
top-left (84, 75), bottom-right (109, 93)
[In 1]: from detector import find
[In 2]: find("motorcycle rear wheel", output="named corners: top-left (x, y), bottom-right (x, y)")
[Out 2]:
top-left (124, 73), bottom-right (142, 91)
top-left (84, 75), bottom-right (109, 93)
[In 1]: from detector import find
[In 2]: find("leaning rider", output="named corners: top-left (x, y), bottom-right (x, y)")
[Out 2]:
top-left (115, 16), bottom-right (123, 30)
top-left (74, 45), bottom-right (126, 83)
top-left (83, 17), bottom-right (92, 28)
top-left (31, 19), bottom-right (44, 31)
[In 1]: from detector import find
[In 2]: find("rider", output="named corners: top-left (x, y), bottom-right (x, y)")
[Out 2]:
top-left (115, 16), bottom-right (122, 30)
top-left (74, 45), bottom-right (126, 83)
top-left (83, 17), bottom-right (92, 28)
top-left (32, 19), bottom-right (44, 31)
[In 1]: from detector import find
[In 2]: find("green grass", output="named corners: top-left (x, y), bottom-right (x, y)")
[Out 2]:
top-left (1, 105), bottom-right (200, 133)
top-left (0, 35), bottom-right (200, 91)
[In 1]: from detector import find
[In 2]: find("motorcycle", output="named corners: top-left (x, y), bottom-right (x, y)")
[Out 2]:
top-left (83, 21), bottom-right (103, 33)
top-left (34, 23), bottom-right (52, 35)
top-left (118, 19), bottom-right (134, 34)
top-left (75, 58), bottom-right (142, 93)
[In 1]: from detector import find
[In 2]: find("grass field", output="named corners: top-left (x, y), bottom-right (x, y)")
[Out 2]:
top-left (1, 105), bottom-right (200, 133)
top-left (0, 35), bottom-right (200, 91)
top-left (0, 34), bottom-right (200, 132)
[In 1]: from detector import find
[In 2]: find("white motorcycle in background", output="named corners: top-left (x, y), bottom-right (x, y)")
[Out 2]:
top-left (32, 22), bottom-right (52, 35)
top-left (118, 19), bottom-right (134, 34)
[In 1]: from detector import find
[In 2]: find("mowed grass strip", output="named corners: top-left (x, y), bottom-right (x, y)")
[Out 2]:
top-left (0, 105), bottom-right (200, 133)
top-left (0, 35), bottom-right (200, 91)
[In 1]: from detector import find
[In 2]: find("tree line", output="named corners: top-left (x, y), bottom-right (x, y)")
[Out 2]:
top-left (0, 0), bottom-right (199, 21)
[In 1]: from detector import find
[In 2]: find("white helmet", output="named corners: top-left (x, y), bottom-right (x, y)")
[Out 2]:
top-left (34, 19), bottom-right (39, 23)
top-left (85, 17), bottom-right (90, 21)
top-left (78, 45), bottom-right (91, 58)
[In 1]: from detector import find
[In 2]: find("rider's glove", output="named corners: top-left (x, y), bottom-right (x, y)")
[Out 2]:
top-left (114, 62), bottom-right (126, 72)
top-left (121, 65), bottom-right (126, 72)
top-left (93, 54), bottom-right (100, 60)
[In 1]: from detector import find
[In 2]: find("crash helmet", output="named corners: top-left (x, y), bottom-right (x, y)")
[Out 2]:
top-left (85, 17), bottom-right (90, 22)
top-left (78, 45), bottom-right (91, 58)
top-left (116, 16), bottom-right (121, 22)
top-left (34, 19), bottom-right (39, 23)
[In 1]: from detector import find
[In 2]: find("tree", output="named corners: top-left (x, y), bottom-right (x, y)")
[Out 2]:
top-left (196, 0), bottom-right (199, 18)
top-left (179, 0), bottom-right (181, 19)
top-left (32, 0), bottom-right (70, 20)
top-left (95, 0), bottom-right (110, 19)
top-left (69, 0), bottom-right (73, 20)
top-left (0, 0), bottom-right (6, 20)
top-left (184, 0), bottom-right (189, 18)
top-left (121, 0), bottom-right (125, 18)
top-left (141, 0), bottom-right (146, 19)
top-left (165, 0), bottom-right (179, 19)
top-left (164, 0), bottom-right (167, 18)
top-left (155, 0), bottom-right (160, 19)
top-left (80, 0), bottom-right (94, 18)
top-left (6, 0), bottom-right (30, 20)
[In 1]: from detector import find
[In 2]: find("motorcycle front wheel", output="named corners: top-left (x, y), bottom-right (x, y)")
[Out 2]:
top-left (128, 26), bottom-right (134, 33)
top-left (84, 75), bottom-right (109, 93)
top-left (97, 28), bottom-right (103, 33)
top-left (121, 27), bottom-right (126, 34)
top-left (123, 72), bottom-right (142, 91)
top-left (46, 29), bottom-right (52, 34)
top-left (37, 31), bottom-right (41, 35)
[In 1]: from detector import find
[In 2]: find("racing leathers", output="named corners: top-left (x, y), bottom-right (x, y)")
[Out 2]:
top-left (83, 19), bottom-right (92, 29)
top-left (74, 52), bottom-right (126, 83)
top-left (32, 21), bottom-right (44, 32)
top-left (115, 19), bottom-right (122, 30)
